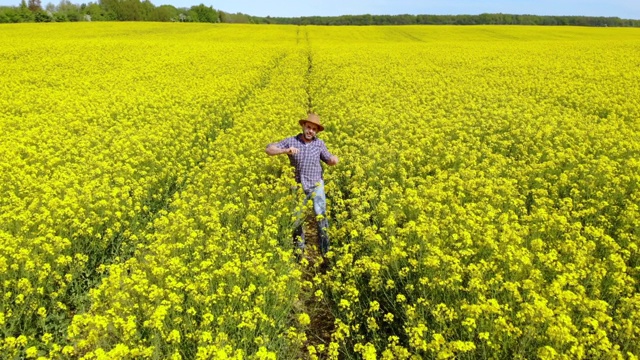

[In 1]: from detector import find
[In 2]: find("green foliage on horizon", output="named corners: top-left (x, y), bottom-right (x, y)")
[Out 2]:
top-left (0, 0), bottom-right (221, 23)
top-left (255, 13), bottom-right (640, 27)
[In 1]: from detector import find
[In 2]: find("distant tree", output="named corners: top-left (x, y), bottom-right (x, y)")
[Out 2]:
top-left (189, 3), bottom-right (217, 22)
top-left (395, 14), bottom-right (416, 25)
top-left (82, 1), bottom-right (108, 20)
top-left (416, 14), bottom-right (438, 24)
top-left (16, 0), bottom-right (35, 21)
top-left (0, 6), bottom-right (20, 22)
top-left (53, 11), bottom-right (67, 20)
top-left (28, 0), bottom-right (42, 11)
top-left (55, 0), bottom-right (81, 20)
top-left (219, 11), bottom-right (250, 23)
top-left (140, 0), bottom-right (155, 20)
top-left (33, 9), bottom-right (51, 21)
top-left (27, 0), bottom-right (42, 12)
top-left (154, 4), bottom-right (177, 21)
top-left (503, 13), bottom-right (515, 24)
top-left (57, 0), bottom-right (77, 13)
top-left (99, 0), bottom-right (145, 20)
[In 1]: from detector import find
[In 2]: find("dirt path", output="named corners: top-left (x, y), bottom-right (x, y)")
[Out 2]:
top-left (299, 213), bottom-right (335, 358)
top-left (296, 28), bottom-right (336, 358)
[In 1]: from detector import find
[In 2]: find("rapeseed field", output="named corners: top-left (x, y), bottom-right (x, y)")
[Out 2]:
top-left (1, 23), bottom-right (639, 359)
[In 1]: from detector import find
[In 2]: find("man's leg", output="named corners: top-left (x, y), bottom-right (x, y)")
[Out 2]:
top-left (292, 191), bottom-right (310, 260)
top-left (292, 223), bottom-right (304, 255)
top-left (312, 182), bottom-right (330, 255)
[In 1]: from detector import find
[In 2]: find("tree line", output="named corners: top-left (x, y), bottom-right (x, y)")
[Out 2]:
top-left (0, 0), bottom-right (237, 23)
top-left (257, 13), bottom-right (640, 27)
top-left (1, 0), bottom-right (639, 26)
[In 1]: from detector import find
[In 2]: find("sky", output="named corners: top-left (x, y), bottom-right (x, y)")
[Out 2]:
top-left (2, 0), bottom-right (639, 20)
top-left (153, 0), bottom-right (640, 20)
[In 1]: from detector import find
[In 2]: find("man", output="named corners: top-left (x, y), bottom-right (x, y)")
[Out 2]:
top-left (265, 113), bottom-right (339, 259)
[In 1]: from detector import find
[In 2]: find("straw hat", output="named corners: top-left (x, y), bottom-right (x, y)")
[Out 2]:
top-left (299, 113), bottom-right (324, 132)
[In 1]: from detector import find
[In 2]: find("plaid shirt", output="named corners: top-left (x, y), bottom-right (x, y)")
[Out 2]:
top-left (275, 134), bottom-right (333, 193)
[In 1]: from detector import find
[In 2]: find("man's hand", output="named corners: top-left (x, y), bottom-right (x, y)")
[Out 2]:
top-left (286, 147), bottom-right (300, 155)
top-left (327, 155), bottom-right (339, 166)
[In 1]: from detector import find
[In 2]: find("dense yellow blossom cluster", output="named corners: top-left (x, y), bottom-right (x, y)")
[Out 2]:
top-left (0, 23), bottom-right (638, 359)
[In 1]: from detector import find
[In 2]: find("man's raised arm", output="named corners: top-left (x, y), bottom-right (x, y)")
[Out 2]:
top-left (266, 143), bottom-right (299, 156)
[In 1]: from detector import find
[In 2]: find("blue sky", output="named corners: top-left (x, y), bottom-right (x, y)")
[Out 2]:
top-left (159, 0), bottom-right (639, 19)
top-left (2, 0), bottom-right (639, 19)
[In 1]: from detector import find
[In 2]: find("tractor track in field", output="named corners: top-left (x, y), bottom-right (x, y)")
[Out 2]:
top-left (296, 27), bottom-right (336, 358)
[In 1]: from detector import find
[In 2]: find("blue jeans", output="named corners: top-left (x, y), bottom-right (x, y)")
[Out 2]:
top-left (293, 181), bottom-right (330, 256)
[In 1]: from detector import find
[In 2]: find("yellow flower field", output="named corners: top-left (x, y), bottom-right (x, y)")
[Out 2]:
top-left (0, 23), bottom-right (639, 359)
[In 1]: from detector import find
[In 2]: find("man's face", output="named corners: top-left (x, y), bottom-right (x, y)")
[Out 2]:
top-left (302, 122), bottom-right (320, 140)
